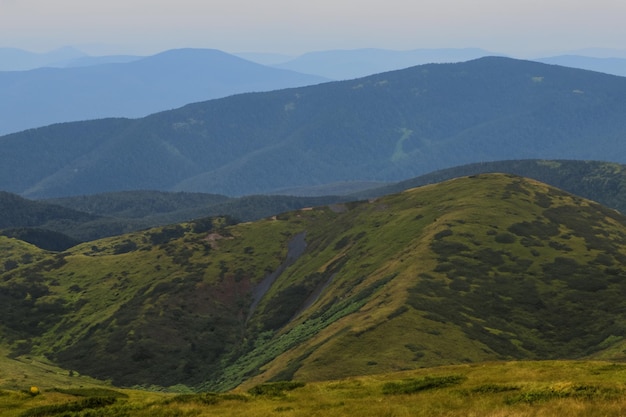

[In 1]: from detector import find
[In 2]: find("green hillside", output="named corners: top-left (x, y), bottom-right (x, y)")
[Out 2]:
top-left (2, 174), bottom-right (626, 393)
top-left (2, 57), bottom-right (626, 197)
top-left (355, 159), bottom-right (626, 214)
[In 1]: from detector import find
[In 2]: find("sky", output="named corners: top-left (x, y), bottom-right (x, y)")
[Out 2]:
top-left (1, 0), bottom-right (626, 57)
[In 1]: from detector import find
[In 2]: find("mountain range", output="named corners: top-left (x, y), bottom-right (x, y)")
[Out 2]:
top-left (0, 46), bottom-right (87, 71)
top-left (2, 56), bottom-right (626, 198)
top-left (269, 47), bottom-right (498, 79)
top-left (5, 46), bottom-right (626, 139)
top-left (262, 47), bottom-right (626, 80)
top-left (0, 48), bottom-right (328, 135)
top-left (3, 173), bottom-right (626, 391)
top-left (5, 46), bottom-right (626, 138)
top-left (5, 45), bottom-right (626, 76)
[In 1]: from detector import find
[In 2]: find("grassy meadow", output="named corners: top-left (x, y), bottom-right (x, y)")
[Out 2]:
top-left (3, 360), bottom-right (626, 416)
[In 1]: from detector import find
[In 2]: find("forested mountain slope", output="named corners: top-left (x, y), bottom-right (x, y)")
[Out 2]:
top-left (2, 57), bottom-right (626, 197)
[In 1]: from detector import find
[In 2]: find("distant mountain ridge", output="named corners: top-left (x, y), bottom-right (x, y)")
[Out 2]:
top-left (0, 48), bottom-right (328, 135)
top-left (61, 54), bottom-right (142, 67)
top-left (271, 47), bottom-right (497, 79)
top-left (241, 47), bottom-right (626, 80)
top-left (4, 46), bottom-right (626, 138)
top-left (2, 56), bottom-right (626, 198)
top-left (536, 55), bottom-right (626, 77)
top-left (0, 46), bottom-right (87, 71)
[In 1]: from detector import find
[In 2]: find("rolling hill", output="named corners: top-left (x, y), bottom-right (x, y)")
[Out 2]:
top-left (2, 56), bottom-right (626, 198)
top-left (3, 174), bottom-right (626, 392)
top-left (0, 48), bottom-right (328, 135)
top-left (353, 159), bottom-right (626, 215)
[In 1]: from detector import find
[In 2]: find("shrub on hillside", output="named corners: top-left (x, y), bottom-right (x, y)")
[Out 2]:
top-left (19, 396), bottom-right (116, 417)
top-left (248, 381), bottom-right (306, 397)
top-left (382, 375), bottom-right (466, 395)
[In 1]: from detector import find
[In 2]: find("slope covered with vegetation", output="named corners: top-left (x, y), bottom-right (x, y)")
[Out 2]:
top-left (2, 174), bottom-right (626, 393)
top-left (355, 159), bottom-right (626, 214)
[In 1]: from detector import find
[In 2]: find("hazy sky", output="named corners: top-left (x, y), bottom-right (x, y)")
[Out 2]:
top-left (1, 0), bottom-right (625, 57)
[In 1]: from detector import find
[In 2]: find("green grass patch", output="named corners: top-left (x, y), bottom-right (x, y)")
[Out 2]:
top-left (248, 381), bottom-right (306, 397)
top-left (505, 384), bottom-right (623, 405)
top-left (49, 387), bottom-right (128, 398)
top-left (464, 383), bottom-right (520, 394)
top-left (382, 374), bottom-right (466, 395)
top-left (18, 396), bottom-right (117, 417)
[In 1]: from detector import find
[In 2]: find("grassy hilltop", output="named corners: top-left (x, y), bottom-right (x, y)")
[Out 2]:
top-left (2, 173), bottom-right (626, 392)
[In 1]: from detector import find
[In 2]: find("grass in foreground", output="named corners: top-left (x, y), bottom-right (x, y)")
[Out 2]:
top-left (4, 360), bottom-right (626, 417)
